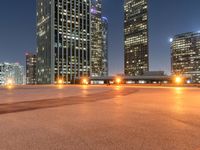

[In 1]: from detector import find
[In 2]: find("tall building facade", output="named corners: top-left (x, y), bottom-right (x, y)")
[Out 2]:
top-left (26, 53), bottom-right (37, 84)
top-left (0, 62), bottom-right (24, 85)
top-left (91, 0), bottom-right (108, 77)
top-left (124, 0), bottom-right (149, 76)
top-left (101, 16), bottom-right (109, 76)
top-left (171, 32), bottom-right (200, 83)
top-left (37, 0), bottom-right (91, 84)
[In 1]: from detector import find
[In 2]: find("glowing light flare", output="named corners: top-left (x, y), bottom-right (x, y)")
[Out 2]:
top-left (82, 78), bottom-right (89, 85)
top-left (175, 76), bottom-right (182, 84)
top-left (90, 8), bottom-right (97, 14)
top-left (6, 79), bottom-right (13, 85)
top-left (186, 80), bottom-right (191, 84)
top-left (5, 79), bottom-right (15, 90)
top-left (57, 79), bottom-right (64, 85)
top-left (115, 77), bottom-right (122, 84)
top-left (56, 78), bottom-right (65, 89)
top-left (169, 38), bottom-right (173, 42)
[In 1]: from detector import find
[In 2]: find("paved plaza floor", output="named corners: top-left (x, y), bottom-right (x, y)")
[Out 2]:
top-left (0, 85), bottom-right (200, 150)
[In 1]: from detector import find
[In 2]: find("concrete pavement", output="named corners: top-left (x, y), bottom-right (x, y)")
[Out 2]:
top-left (0, 85), bottom-right (200, 150)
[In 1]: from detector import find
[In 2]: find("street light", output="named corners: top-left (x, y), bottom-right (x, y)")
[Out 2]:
top-left (5, 79), bottom-right (14, 89)
top-left (57, 79), bottom-right (64, 85)
top-left (115, 77), bottom-right (122, 84)
top-left (82, 78), bottom-right (89, 85)
top-left (6, 79), bottom-right (13, 85)
top-left (174, 76), bottom-right (183, 84)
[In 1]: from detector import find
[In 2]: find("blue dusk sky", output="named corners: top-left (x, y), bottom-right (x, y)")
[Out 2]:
top-left (0, 0), bottom-right (200, 75)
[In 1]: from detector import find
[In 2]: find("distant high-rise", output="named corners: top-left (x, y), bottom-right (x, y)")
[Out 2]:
top-left (0, 62), bottom-right (24, 85)
top-left (124, 0), bottom-right (149, 76)
top-left (171, 32), bottom-right (200, 83)
top-left (101, 16), bottom-right (109, 76)
top-left (36, 0), bottom-right (91, 84)
top-left (91, 0), bottom-right (108, 77)
top-left (26, 53), bottom-right (37, 84)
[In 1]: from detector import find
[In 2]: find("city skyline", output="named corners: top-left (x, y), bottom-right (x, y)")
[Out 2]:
top-left (1, 0), bottom-right (200, 75)
top-left (0, 1), bottom-right (200, 149)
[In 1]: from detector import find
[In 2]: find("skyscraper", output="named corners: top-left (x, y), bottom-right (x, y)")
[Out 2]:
top-left (91, 0), bottom-right (108, 77)
top-left (171, 32), bottom-right (200, 83)
top-left (124, 0), bottom-right (149, 76)
top-left (26, 53), bottom-right (37, 84)
top-left (101, 16), bottom-right (109, 76)
top-left (36, 0), bottom-right (91, 84)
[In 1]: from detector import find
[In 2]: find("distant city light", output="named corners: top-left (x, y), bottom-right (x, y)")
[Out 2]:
top-left (57, 79), bottom-right (64, 85)
top-left (91, 8), bottom-right (97, 14)
top-left (5, 79), bottom-right (14, 90)
top-left (175, 76), bottom-right (182, 84)
top-left (169, 38), bottom-right (173, 42)
top-left (187, 80), bottom-right (191, 84)
top-left (6, 79), bottom-right (14, 85)
top-left (115, 77), bottom-right (122, 84)
top-left (82, 78), bottom-right (89, 85)
top-left (102, 16), bottom-right (108, 21)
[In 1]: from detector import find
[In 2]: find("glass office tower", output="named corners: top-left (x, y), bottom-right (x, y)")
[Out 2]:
top-left (101, 16), bottom-right (109, 76)
top-left (37, 0), bottom-right (91, 84)
top-left (171, 32), bottom-right (200, 83)
top-left (91, 0), bottom-right (108, 77)
top-left (124, 0), bottom-right (149, 76)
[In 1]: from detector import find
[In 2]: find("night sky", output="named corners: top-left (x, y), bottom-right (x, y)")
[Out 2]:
top-left (0, 0), bottom-right (200, 75)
